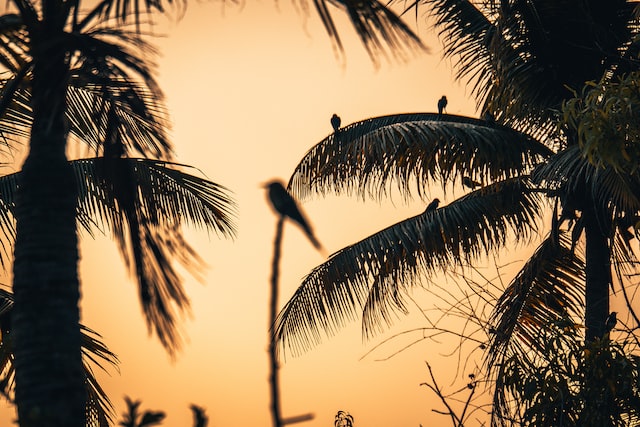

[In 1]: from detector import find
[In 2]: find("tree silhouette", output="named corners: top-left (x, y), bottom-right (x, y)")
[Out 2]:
top-left (273, 1), bottom-right (640, 425)
top-left (0, 0), bottom-right (428, 423)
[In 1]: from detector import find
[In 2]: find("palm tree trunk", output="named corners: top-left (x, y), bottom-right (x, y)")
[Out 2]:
top-left (583, 203), bottom-right (611, 342)
top-left (11, 26), bottom-right (85, 426)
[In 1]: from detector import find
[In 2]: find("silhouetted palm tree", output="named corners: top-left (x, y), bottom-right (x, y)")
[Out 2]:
top-left (0, 0), bottom-right (421, 424)
top-left (274, 1), bottom-right (640, 425)
top-left (0, 3), bottom-right (240, 425)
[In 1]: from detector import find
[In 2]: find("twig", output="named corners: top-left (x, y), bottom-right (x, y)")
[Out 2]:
top-left (269, 217), bottom-right (285, 427)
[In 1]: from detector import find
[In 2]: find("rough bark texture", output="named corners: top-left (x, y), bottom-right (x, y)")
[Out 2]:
top-left (11, 19), bottom-right (86, 426)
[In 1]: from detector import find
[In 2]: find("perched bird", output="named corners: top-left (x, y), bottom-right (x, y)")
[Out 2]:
top-left (437, 95), bottom-right (448, 115)
top-left (482, 110), bottom-right (495, 123)
top-left (425, 198), bottom-right (440, 213)
top-left (331, 113), bottom-right (341, 133)
top-left (264, 180), bottom-right (322, 250)
top-left (605, 312), bottom-right (617, 333)
top-left (462, 176), bottom-right (481, 189)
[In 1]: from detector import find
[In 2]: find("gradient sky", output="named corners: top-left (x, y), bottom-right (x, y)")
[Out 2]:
top-left (0, 2), bottom-right (488, 426)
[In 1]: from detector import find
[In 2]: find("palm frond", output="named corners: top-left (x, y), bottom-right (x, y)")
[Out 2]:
top-left (0, 15), bottom-right (32, 147)
top-left (0, 26), bottom-right (171, 159)
top-left (302, 0), bottom-right (425, 65)
top-left (0, 158), bottom-right (236, 354)
top-left (487, 232), bottom-right (586, 426)
top-left (0, 13), bottom-right (28, 73)
top-left (66, 26), bottom-right (171, 159)
top-left (487, 232), bottom-right (585, 370)
top-left (288, 113), bottom-right (552, 201)
top-left (275, 177), bottom-right (543, 356)
top-left (535, 145), bottom-right (640, 216)
top-left (0, 172), bottom-right (16, 268)
top-left (422, 0), bottom-right (495, 106)
top-left (73, 157), bottom-right (237, 354)
top-left (81, 0), bottom-right (184, 29)
top-left (82, 325), bottom-right (119, 427)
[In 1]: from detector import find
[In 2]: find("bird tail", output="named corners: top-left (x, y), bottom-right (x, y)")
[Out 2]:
top-left (300, 223), bottom-right (326, 255)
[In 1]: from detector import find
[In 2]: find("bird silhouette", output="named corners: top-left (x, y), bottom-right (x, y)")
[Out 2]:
top-left (482, 110), bottom-right (495, 123)
top-left (331, 113), bottom-right (341, 133)
top-left (425, 198), bottom-right (440, 213)
top-left (462, 177), bottom-right (481, 189)
top-left (605, 311), bottom-right (617, 333)
top-left (437, 96), bottom-right (448, 115)
top-left (264, 180), bottom-right (323, 250)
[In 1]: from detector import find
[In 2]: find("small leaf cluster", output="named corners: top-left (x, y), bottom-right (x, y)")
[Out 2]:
top-left (500, 321), bottom-right (640, 427)
top-left (563, 71), bottom-right (640, 173)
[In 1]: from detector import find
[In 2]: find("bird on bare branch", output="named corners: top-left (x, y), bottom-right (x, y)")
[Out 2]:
top-left (264, 180), bottom-right (323, 251)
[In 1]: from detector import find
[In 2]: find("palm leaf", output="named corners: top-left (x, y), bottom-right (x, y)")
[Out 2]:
top-left (487, 232), bottom-right (586, 425)
top-left (288, 113), bottom-right (552, 201)
top-left (535, 145), bottom-right (640, 216)
top-left (487, 231), bottom-right (585, 369)
top-left (319, 0), bottom-right (425, 64)
top-left (74, 157), bottom-right (237, 354)
top-left (66, 25), bottom-right (170, 159)
top-left (0, 158), bottom-right (237, 354)
top-left (275, 177), bottom-right (543, 356)
top-left (419, 0), bottom-right (495, 107)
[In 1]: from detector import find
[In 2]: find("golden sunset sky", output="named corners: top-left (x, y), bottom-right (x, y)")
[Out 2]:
top-left (0, 1), bottom-right (487, 425)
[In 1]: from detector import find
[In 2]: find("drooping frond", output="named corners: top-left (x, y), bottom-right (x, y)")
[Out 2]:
top-left (288, 113), bottom-right (552, 201)
top-left (535, 144), bottom-right (640, 216)
top-left (67, 25), bottom-right (171, 159)
top-left (82, 325), bottom-right (118, 427)
top-left (423, 0), bottom-right (495, 106)
top-left (297, 0), bottom-right (425, 66)
top-left (0, 172), bottom-right (15, 268)
top-left (0, 289), bottom-right (118, 426)
top-left (73, 157), bottom-right (237, 354)
top-left (72, 158), bottom-right (237, 236)
top-left (487, 231), bottom-right (585, 368)
top-left (0, 26), bottom-right (171, 158)
top-left (0, 158), bottom-right (237, 354)
top-left (0, 14), bottom-right (31, 147)
top-left (81, 0), bottom-right (185, 29)
top-left (487, 232), bottom-right (586, 425)
top-left (275, 177), bottom-right (543, 356)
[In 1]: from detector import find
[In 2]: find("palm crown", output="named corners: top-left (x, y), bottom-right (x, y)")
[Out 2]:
top-left (274, 0), bottom-right (640, 424)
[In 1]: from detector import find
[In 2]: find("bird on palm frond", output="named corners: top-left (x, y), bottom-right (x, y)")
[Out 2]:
top-left (462, 177), bottom-right (481, 189)
top-left (424, 198), bottom-right (440, 214)
top-left (437, 95), bottom-right (447, 115)
top-left (331, 113), bottom-right (341, 133)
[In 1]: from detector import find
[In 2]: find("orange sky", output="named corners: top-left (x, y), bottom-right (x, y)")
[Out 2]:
top-left (0, 2), bottom-right (490, 426)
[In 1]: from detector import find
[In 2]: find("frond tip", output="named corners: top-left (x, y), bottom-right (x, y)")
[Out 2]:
top-left (306, 0), bottom-right (426, 65)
